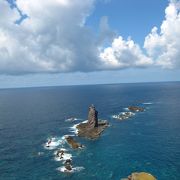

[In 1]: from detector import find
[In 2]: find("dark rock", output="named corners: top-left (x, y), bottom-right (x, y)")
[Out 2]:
top-left (64, 159), bottom-right (72, 165)
top-left (70, 105), bottom-right (109, 139)
top-left (87, 104), bottom-right (98, 129)
top-left (76, 120), bottom-right (109, 139)
top-left (56, 149), bottom-right (65, 158)
top-left (128, 106), bottom-right (144, 112)
top-left (65, 136), bottom-right (84, 149)
top-left (65, 164), bottom-right (72, 171)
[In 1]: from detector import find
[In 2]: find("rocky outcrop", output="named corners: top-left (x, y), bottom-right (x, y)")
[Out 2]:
top-left (65, 136), bottom-right (84, 149)
top-left (76, 120), bottom-right (109, 139)
top-left (87, 104), bottom-right (98, 129)
top-left (121, 172), bottom-right (156, 180)
top-left (128, 106), bottom-right (144, 112)
top-left (64, 159), bottom-right (73, 171)
top-left (74, 105), bottom-right (109, 139)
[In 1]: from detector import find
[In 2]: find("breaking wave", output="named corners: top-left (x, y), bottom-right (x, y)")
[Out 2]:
top-left (57, 166), bottom-right (85, 173)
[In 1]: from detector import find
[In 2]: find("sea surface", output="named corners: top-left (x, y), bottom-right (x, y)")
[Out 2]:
top-left (0, 82), bottom-right (180, 180)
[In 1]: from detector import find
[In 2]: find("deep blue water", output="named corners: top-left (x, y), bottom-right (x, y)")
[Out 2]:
top-left (0, 82), bottom-right (180, 180)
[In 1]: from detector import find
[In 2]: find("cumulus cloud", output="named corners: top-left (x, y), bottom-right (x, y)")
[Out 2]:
top-left (0, 0), bottom-right (100, 74)
top-left (99, 36), bottom-right (153, 69)
top-left (0, 0), bottom-right (180, 75)
top-left (100, 0), bottom-right (180, 70)
top-left (144, 0), bottom-right (180, 68)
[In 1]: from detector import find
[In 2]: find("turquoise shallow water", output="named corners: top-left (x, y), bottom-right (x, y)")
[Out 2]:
top-left (0, 82), bottom-right (180, 180)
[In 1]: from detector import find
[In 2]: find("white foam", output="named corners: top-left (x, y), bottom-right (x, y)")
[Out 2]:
top-left (69, 123), bottom-right (79, 134)
top-left (54, 153), bottom-right (72, 162)
top-left (57, 166), bottom-right (85, 173)
top-left (112, 111), bottom-right (135, 120)
top-left (142, 102), bottom-right (153, 105)
top-left (112, 115), bottom-right (118, 119)
top-left (69, 120), bottom-right (87, 135)
top-left (121, 111), bottom-right (135, 115)
top-left (82, 120), bottom-right (88, 123)
top-left (44, 137), bottom-right (65, 150)
top-left (65, 117), bottom-right (81, 122)
top-left (54, 148), bottom-right (67, 155)
top-left (128, 112), bottom-right (135, 116)
top-left (123, 107), bottom-right (129, 111)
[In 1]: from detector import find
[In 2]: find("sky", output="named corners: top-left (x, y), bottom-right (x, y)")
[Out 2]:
top-left (0, 0), bottom-right (180, 88)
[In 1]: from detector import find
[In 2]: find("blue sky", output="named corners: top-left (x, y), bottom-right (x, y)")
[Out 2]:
top-left (0, 0), bottom-right (180, 88)
top-left (88, 0), bottom-right (168, 45)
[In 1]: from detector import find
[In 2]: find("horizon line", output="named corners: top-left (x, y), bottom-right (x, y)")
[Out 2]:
top-left (0, 80), bottom-right (180, 90)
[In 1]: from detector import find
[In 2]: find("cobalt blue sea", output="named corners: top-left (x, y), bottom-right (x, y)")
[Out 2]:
top-left (0, 82), bottom-right (180, 180)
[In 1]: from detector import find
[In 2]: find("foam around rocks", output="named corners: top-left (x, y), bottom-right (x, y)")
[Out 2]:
top-left (112, 112), bottom-right (135, 120)
top-left (44, 137), bottom-right (65, 150)
top-left (57, 166), bottom-right (85, 173)
top-left (54, 153), bottom-right (72, 162)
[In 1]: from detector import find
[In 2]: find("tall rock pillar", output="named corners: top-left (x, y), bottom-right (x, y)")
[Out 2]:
top-left (87, 104), bottom-right (98, 129)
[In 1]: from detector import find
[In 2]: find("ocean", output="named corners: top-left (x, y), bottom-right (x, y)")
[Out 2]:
top-left (0, 82), bottom-right (180, 180)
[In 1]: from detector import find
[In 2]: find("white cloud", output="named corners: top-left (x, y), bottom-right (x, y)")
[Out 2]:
top-left (0, 0), bottom-right (99, 74)
top-left (99, 0), bottom-right (180, 70)
top-left (99, 36), bottom-right (153, 70)
top-left (144, 0), bottom-right (180, 68)
top-left (0, 0), bottom-right (180, 75)
top-left (98, 16), bottom-right (116, 46)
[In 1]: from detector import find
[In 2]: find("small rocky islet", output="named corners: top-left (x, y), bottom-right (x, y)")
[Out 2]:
top-left (76, 104), bottom-right (109, 139)
top-left (112, 106), bottom-right (145, 121)
top-left (65, 136), bottom-right (84, 149)
top-left (128, 106), bottom-right (145, 112)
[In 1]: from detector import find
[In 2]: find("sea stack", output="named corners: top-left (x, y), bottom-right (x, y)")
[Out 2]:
top-left (76, 104), bottom-right (109, 139)
top-left (88, 104), bottom-right (98, 128)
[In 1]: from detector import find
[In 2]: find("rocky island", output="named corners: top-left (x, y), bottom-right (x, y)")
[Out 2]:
top-left (128, 106), bottom-right (144, 112)
top-left (76, 104), bottom-right (109, 139)
top-left (65, 136), bottom-right (84, 149)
